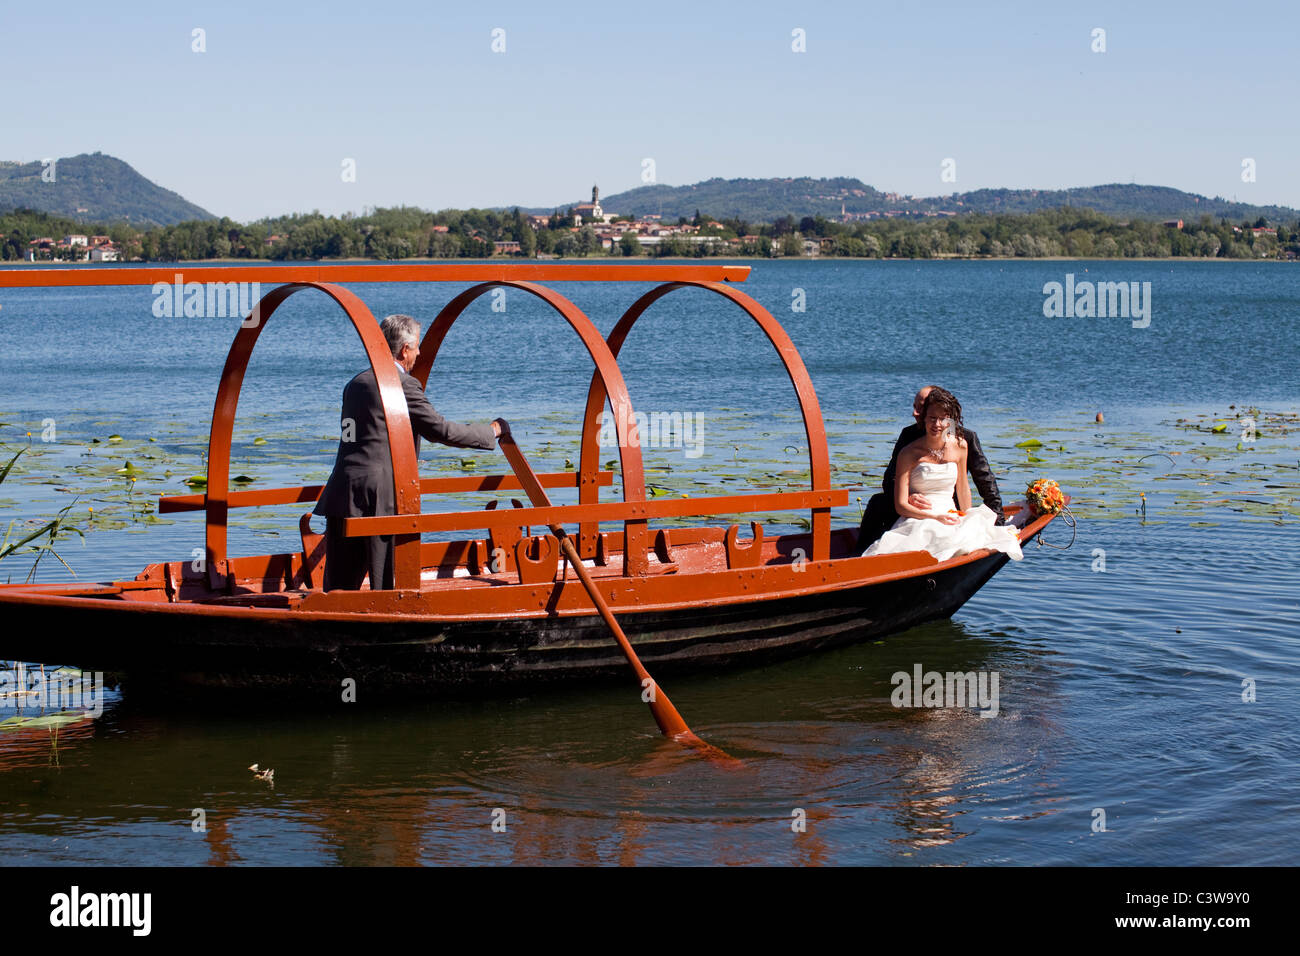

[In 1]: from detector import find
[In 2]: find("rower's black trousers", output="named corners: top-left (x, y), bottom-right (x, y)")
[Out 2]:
top-left (323, 517), bottom-right (394, 591)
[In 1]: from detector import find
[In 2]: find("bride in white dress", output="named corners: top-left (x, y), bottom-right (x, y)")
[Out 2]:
top-left (862, 389), bottom-right (1023, 563)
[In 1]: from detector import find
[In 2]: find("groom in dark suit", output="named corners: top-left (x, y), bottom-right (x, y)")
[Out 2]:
top-left (314, 314), bottom-right (506, 591)
top-left (856, 385), bottom-right (1005, 551)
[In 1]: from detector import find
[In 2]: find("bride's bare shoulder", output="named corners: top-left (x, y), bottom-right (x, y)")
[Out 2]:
top-left (894, 442), bottom-right (924, 472)
top-left (898, 437), bottom-right (927, 458)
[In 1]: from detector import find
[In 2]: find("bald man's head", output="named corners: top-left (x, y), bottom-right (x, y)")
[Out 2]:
top-left (912, 386), bottom-right (936, 421)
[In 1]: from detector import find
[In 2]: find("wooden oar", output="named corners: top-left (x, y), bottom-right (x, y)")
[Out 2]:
top-left (497, 429), bottom-right (734, 763)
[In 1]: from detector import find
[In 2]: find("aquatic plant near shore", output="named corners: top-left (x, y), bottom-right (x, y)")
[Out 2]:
top-left (0, 448), bottom-right (84, 583)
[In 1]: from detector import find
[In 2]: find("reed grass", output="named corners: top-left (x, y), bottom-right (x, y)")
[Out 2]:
top-left (0, 448), bottom-right (85, 583)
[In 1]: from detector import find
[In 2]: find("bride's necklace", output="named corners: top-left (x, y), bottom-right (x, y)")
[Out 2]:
top-left (924, 442), bottom-right (946, 463)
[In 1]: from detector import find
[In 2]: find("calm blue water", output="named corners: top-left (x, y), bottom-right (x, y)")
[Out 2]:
top-left (0, 259), bottom-right (1297, 865)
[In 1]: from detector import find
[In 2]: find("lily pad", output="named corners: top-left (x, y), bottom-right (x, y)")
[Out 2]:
top-left (0, 711), bottom-right (91, 731)
top-left (252, 437), bottom-right (269, 445)
top-left (184, 475), bottom-right (208, 488)
top-left (1015, 439), bottom-right (1043, 448)
top-left (107, 434), bottom-right (123, 443)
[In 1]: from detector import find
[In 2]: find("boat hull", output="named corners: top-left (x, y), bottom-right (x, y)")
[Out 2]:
top-left (0, 546), bottom-right (1013, 696)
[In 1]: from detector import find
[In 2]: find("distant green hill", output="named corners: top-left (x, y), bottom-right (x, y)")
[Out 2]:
top-left (4, 155), bottom-right (1293, 231)
top-left (587, 177), bottom-right (892, 222)
top-left (943, 183), bottom-right (1297, 223)
top-left (539, 177), bottom-right (1298, 225)
top-left (0, 152), bottom-right (214, 226)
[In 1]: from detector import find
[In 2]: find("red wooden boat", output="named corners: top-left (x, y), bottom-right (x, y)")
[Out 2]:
top-left (0, 263), bottom-right (1062, 694)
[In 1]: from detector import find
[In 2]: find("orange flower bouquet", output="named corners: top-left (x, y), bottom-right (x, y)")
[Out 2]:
top-left (1025, 478), bottom-right (1066, 516)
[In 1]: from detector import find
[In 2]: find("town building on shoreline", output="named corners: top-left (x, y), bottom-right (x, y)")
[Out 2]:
top-left (24, 234), bottom-right (118, 262)
top-left (543, 184), bottom-right (740, 252)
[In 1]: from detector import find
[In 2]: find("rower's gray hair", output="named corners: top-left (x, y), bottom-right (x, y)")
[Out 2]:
top-left (380, 314), bottom-right (420, 358)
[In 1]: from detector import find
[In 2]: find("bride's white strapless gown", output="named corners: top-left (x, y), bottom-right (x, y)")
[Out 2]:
top-left (861, 461), bottom-right (1024, 562)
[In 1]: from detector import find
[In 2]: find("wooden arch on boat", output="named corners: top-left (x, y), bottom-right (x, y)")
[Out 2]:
top-left (410, 280), bottom-right (653, 574)
top-left (202, 281), bottom-right (424, 589)
top-left (575, 281), bottom-right (835, 561)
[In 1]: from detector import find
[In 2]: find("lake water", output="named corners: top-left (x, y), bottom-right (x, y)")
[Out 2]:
top-left (0, 259), bottom-right (1296, 865)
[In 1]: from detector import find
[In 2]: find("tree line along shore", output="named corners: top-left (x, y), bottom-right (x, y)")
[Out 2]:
top-left (4, 205), bottom-right (1298, 263)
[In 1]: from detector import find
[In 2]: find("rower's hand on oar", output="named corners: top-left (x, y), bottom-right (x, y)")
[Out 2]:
top-left (492, 418), bottom-right (510, 439)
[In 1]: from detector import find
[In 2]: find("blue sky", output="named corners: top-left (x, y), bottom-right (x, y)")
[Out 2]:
top-left (3, 0), bottom-right (1296, 221)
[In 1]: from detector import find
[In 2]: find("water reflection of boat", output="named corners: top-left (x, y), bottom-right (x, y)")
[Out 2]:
top-left (0, 264), bottom-right (1063, 693)
top-left (0, 713), bottom-right (96, 772)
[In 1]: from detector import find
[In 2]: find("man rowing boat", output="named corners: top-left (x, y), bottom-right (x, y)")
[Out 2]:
top-left (314, 313), bottom-right (506, 590)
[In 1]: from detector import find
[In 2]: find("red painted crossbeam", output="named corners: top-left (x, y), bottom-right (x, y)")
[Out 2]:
top-left (0, 263), bottom-right (751, 288)
top-left (158, 470), bottom-right (614, 513)
top-left (344, 489), bottom-right (848, 537)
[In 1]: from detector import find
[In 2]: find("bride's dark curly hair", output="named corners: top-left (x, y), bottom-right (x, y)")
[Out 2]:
top-left (921, 387), bottom-right (963, 433)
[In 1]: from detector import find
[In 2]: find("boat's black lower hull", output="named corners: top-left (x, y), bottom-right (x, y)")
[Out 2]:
top-left (0, 550), bottom-right (1010, 697)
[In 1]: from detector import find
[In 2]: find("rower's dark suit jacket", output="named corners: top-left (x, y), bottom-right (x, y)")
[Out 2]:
top-left (856, 422), bottom-right (1004, 552)
top-left (314, 367), bottom-right (496, 590)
